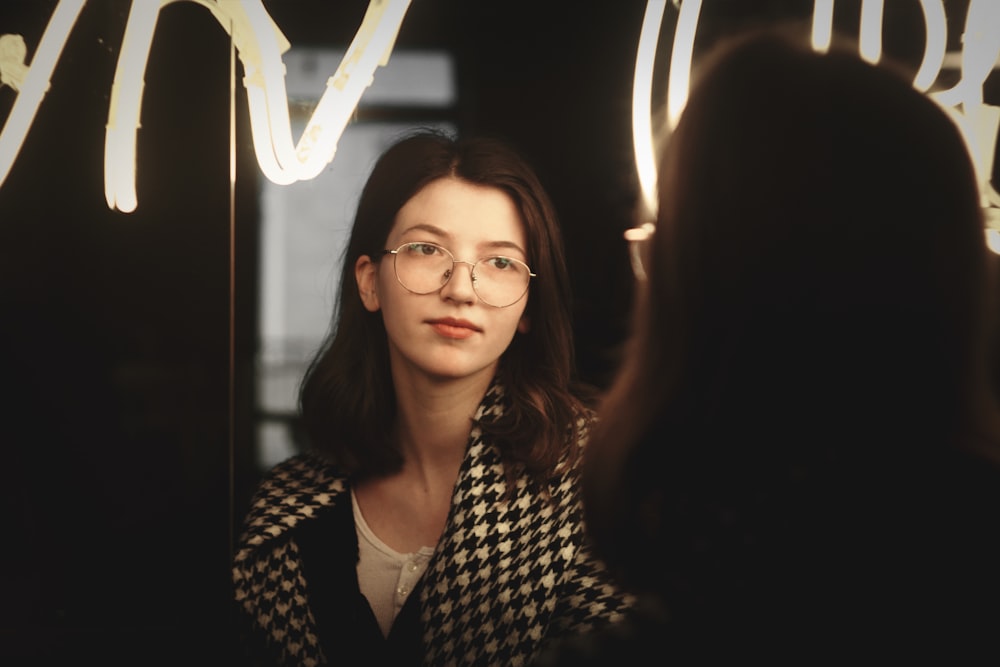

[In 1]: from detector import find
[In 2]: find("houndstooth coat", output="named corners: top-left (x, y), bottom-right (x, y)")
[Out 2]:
top-left (232, 382), bottom-right (635, 666)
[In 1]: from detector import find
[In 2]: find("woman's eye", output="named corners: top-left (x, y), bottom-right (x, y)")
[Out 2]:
top-left (406, 243), bottom-right (440, 256)
top-left (489, 257), bottom-right (513, 270)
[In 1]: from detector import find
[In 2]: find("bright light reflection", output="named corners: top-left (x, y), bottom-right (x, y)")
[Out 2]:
top-left (912, 0), bottom-right (947, 91)
top-left (665, 0), bottom-right (702, 131)
top-left (104, 0), bottom-right (162, 212)
top-left (987, 229), bottom-right (1000, 254)
top-left (858, 0), bottom-right (885, 64)
top-left (104, 0), bottom-right (412, 208)
top-left (0, 0), bottom-right (85, 194)
top-left (811, 0), bottom-right (834, 52)
top-left (633, 0), bottom-right (1000, 254)
top-left (0, 0), bottom-right (411, 212)
top-left (632, 0), bottom-right (667, 221)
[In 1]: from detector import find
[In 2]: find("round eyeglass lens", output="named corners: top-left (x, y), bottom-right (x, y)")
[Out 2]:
top-left (393, 243), bottom-right (453, 294)
top-left (471, 256), bottom-right (531, 307)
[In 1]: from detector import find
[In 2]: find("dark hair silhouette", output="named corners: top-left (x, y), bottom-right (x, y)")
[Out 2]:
top-left (584, 24), bottom-right (1000, 630)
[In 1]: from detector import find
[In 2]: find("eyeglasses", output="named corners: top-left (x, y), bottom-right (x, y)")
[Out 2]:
top-left (381, 242), bottom-right (536, 308)
top-left (624, 221), bottom-right (656, 281)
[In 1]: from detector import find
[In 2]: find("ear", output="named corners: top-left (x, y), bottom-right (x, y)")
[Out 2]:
top-left (355, 255), bottom-right (381, 312)
top-left (517, 314), bottom-right (530, 334)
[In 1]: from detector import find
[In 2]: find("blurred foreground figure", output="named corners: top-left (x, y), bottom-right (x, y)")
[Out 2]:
top-left (537, 23), bottom-right (1000, 664)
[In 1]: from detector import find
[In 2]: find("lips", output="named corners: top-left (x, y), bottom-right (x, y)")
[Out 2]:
top-left (428, 317), bottom-right (480, 340)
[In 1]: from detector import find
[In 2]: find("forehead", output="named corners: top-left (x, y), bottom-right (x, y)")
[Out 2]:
top-left (389, 177), bottom-right (527, 251)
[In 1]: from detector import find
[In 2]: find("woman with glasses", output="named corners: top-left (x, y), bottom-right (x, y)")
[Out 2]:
top-left (537, 23), bottom-right (1000, 665)
top-left (232, 130), bottom-right (633, 665)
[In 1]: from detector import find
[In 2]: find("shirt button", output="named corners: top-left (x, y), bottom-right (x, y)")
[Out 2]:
top-left (397, 586), bottom-right (410, 597)
top-left (406, 561), bottom-right (419, 572)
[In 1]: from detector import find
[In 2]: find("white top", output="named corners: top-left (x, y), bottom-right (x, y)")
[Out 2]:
top-left (352, 489), bottom-right (435, 638)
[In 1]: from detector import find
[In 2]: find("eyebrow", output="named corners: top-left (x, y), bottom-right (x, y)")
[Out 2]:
top-left (396, 223), bottom-right (528, 257)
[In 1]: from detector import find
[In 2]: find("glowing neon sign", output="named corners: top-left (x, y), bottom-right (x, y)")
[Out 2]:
top-left (2, 0), bottom-right (997, 226)
top-left (632, 0), bottom-right (1000, 232)
top-left (0, 0), bottom-right (411, 212)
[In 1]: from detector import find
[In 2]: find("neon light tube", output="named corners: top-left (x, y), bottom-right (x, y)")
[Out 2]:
top-left (105, 0), bottom-right (168, 212)
top-left (293, 0), bottom-right (411, 180)
top-left (665, 0), bottom-right (701, 130)
top-left (0, 0), bottom-right (86, 191)
top-left (912, 0), bottom-right (946, 92)
top-left (230, 0), bottom-right (411, 183)
top-left (811, 0), bottom-right (834, 53)
top-left (101, 0), bottom-right (411, 208)
top-left (632, 0), bottom-right (666, 221)
top-left (858, 0), bottom-right (884, 64)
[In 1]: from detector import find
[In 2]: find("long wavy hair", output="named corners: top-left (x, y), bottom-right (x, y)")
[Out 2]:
top-left (299, 130), bottom-right (591, 485)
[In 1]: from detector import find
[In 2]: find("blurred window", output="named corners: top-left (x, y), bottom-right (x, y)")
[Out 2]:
top-left (255, 47), bottom-right (457, 469)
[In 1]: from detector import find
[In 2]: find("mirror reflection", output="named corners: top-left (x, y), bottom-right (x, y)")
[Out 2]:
top-left (1, 1), bottom-right (997, 663)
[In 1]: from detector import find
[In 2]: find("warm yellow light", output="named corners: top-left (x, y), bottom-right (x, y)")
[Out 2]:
top-left (292, 0), bottom-right (410, 181)
top-left (104, 0), bottom-right (164, 212)
top-left (217, 0), bottom-right (411, 185)
top-left (2, 0), bottom-right (411, 211)
top-left (636, 0), bottom-right (999, 253)
top-left (858, 0), bottom-right (884, 64)
top-left (665, 0), bottom-right (702, 131)
top-left (632, 0), bottom-right (667, 221)
top-left (912, 0), bottom-right (947, 91)
top-left (929, 0), bottom-right (1000, 236)
top-left (811, 0), bottom-right (834, 53)
top-left (102, 0), bottom-right (413, 207)
top-left (0, 0), bottom-right (86, 192)
top-left (987, 229), bottom-right (1000, 255)
top-left (814, 0), bottom-right (944, 88)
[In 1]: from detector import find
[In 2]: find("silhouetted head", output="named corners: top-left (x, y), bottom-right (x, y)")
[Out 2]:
top-left (585, 24), bottom-right (995, 610)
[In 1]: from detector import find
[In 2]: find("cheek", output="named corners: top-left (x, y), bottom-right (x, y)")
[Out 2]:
top-left (375, 274), bottom-right (405, 316)
top-left (378, 294), bottom-right (412, 348)
top-left (508, 299), bottom-right (530, 335)
top-left (376, 264), bottom-right (405, 299)
top-left (516, 299), bottom-right (532, 333)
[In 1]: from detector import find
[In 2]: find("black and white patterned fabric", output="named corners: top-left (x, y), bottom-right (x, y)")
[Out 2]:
top-left (233, 381), bottom-right (635, 666)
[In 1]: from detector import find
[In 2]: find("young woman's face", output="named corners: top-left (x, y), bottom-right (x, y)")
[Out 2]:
top-left (355, 176), bottom-right (531, 385)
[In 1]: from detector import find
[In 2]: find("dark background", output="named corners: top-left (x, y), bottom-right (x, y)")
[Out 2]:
top-left (0, 1), bottom-right (994, 664)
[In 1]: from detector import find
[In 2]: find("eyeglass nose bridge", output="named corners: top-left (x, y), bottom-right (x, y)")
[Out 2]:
top-left (442, 259), bottom-right (480, 285)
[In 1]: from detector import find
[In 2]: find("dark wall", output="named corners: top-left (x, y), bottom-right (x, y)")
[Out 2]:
top-left (0, 1), bottom-right (238, 663)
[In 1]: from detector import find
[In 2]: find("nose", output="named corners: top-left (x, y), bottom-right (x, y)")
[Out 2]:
top-left (440, 260), bottom-right (477, 304)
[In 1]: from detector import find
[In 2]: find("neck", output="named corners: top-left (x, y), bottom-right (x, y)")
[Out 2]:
top-left (391, 370), bottom-right (495, 487)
